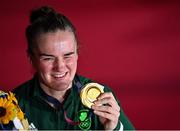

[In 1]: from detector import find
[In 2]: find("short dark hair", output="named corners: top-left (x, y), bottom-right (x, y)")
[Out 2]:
top-left (25, 6), bottom-right (78, 56)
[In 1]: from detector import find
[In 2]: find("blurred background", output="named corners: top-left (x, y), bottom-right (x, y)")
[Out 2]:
top-left (0, 0), bottom-right (180, 129)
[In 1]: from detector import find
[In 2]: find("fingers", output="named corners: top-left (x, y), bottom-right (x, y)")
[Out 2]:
top-left (97, 92), bottom-right (115, 100)
top-left (92, 105), bottom-right (120, 120)
top-left (92, 92), bottom-right (120, 120)
top-left (91, 92), bottom-right (120, 130)
top-left (94, 111), bottom-right (119, 122)
top-left (93, 92), bottom-right (120, 112)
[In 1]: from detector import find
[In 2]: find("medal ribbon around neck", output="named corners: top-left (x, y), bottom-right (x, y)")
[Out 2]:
top-left (39, 79), bottom-right (104, 126)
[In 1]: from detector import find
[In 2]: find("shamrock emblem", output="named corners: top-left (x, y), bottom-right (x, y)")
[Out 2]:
top-left (78, 109), bottom-right (91, 130)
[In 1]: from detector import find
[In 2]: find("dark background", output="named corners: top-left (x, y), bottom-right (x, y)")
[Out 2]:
top-left (0, 0), bottom-right (180, 129)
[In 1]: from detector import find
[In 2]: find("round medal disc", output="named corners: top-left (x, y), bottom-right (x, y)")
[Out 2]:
top-left (80, 83), bottom-right (104, 108)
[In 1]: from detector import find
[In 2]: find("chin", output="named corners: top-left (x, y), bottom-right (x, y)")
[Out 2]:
top-left (51, 81), bottom-right (72, 91)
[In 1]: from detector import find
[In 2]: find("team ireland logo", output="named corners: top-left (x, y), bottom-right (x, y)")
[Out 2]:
top-left (77, 109), bottom-right (91, 130)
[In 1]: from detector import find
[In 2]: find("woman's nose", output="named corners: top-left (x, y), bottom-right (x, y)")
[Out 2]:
top-left (53, 58), bottom-right (65, 71)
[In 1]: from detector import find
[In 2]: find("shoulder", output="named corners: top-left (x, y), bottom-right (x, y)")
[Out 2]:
top-left (76, 74), bottom-right (92, 84)
top-left (13, 77), bottom-right (36, 99)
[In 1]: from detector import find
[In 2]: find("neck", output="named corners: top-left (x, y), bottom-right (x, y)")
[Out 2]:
top-left (40, 82), bottom-right (72, 103)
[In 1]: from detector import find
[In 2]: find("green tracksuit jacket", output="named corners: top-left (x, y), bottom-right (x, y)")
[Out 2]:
top-left (13, 74), bottom-right (134, 130)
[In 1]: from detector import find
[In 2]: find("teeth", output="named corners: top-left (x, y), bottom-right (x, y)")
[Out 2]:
top-left (53, 72), bottom-right (66, 78)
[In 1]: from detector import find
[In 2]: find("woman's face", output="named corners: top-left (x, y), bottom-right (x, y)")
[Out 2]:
top-left (32, 30), bottom-right (78, 92)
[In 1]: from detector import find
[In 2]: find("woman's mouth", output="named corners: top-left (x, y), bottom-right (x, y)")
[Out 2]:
top-left (52, 72), bottom-right (68, 79)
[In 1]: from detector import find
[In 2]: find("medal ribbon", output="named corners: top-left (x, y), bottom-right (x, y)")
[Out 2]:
top-left (39, 76), bottom-right (92, 126)
top-left (39, 87), bottom-right (80, 125)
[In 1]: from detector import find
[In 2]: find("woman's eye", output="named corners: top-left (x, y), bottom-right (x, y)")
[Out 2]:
top-left (41, 57), bottom-right (54, 61)
top-left (64, 56), bottom-right (70, 59)
top-left (64, 52), bottom-right (74, 59)
top-left (44, 58), bottom-right (51, 60)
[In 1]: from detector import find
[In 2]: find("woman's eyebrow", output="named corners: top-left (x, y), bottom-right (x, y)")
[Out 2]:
top-left (39, 53), bottom-right (55, 57)
top-left (64, 52), bottom-right (75, 56)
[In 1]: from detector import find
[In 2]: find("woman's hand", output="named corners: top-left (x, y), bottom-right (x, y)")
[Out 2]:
top-left (92, 92), bottom-right (120, 130)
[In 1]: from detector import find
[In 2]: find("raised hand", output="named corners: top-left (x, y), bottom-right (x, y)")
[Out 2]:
top-left (92, 92), bottom-right (120, 130)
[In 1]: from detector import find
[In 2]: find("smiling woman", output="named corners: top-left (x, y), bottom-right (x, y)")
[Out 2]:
top-left (12, 6), bottom-right (134, 130)
top-left (1, 0), bottom-right (180, 130)
top-left (33, 30), bottom-right (78, 94)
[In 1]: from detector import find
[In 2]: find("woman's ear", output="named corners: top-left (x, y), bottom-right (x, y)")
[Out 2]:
top-left (29, 56), bottom-right (36, 68)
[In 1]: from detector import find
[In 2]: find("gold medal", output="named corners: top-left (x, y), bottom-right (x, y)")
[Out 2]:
top-left (80, 83), bottom-right (104, 108)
